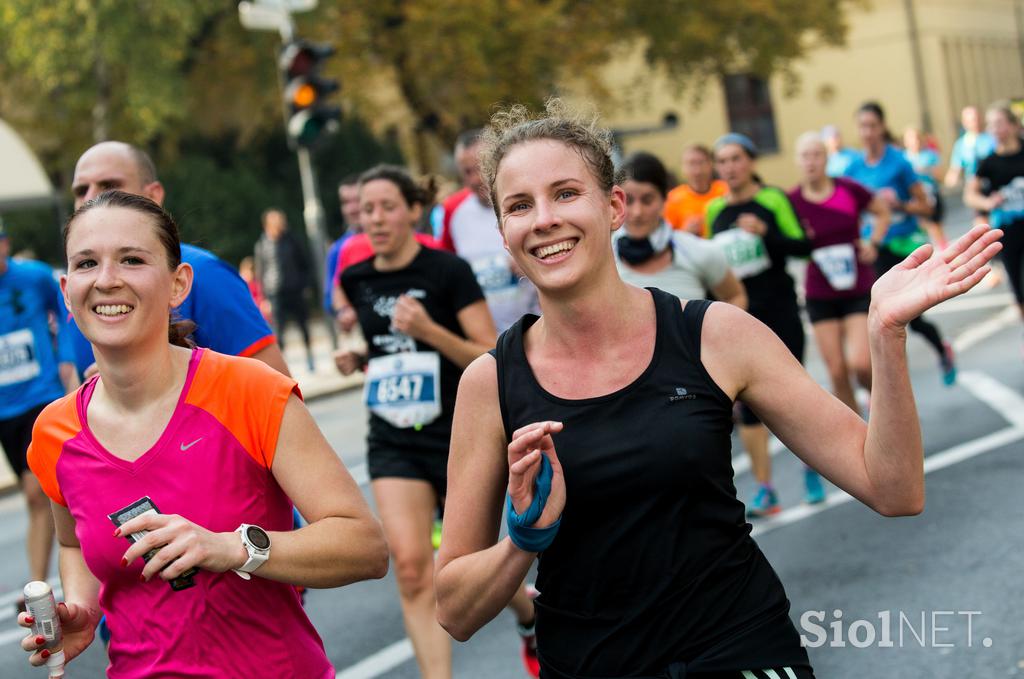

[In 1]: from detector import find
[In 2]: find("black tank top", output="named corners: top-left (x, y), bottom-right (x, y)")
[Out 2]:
top-left (494, 289), bottom-right (810, 678)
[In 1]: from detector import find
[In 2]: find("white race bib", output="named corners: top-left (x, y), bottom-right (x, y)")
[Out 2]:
top-left (364, 351), bottom-right (442, 429)
top-left (0, 329), bottom-right (40, 387)
top-left (811, 243), bottom-right (858, 291)
top-left (712, 229), bottom-right (771, 279)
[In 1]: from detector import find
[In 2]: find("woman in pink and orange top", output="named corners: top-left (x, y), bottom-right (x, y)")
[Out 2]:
top-left (19, 190), bottom-right (387, 678)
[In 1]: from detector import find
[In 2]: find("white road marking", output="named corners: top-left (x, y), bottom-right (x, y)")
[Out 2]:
top-left (929, 292), bottom-right (1013, 315)
top-left (751, 425), bottom-right (1024, 538)
top-left (952, 306), bottom-right (1019, 353)
top-left (957, 371), bottom-right (1024, 429)
top-left (335, 639), bottom-right (414, 679)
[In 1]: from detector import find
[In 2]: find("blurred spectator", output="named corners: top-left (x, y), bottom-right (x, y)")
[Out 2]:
top-left (254, 209), bottom-right (315, 371)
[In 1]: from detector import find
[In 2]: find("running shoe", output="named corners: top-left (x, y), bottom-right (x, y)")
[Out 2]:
top-left (518, 584), bottom-right (540, 678)
top-left (939, 341), bottom-right (957, 386)
top-left (746, 485), bottom-right (780, 518)
top-left (804, 468), bottom-right (826, 505)
top-left (431, 518), bottom-right (443, 550)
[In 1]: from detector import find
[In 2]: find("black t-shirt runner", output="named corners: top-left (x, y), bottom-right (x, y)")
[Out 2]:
top-left (976, 145), bottom-right (1024, 230)
top-left (493, 289), bottom-right (811, 678)
top-left (341, 246), bottom-right (485, 453)
top-left (705, 187), bottom-right (811, 320)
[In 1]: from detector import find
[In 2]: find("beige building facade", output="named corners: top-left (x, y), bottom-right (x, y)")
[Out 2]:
top-left (596, 0), bottom-right (1024, 187)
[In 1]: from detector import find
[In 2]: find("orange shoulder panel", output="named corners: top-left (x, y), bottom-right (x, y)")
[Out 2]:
top-left (184, 350), bottom-right (299, 469)
top-left (26, 393), bottom-right (82, 507)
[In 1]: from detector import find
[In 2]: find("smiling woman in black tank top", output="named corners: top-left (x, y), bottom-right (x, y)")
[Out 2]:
top-left (433, 101), bottom-right (1003, 679)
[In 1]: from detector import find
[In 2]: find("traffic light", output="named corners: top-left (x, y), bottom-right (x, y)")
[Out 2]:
top-left (279, 40), bottom-right (340, 148)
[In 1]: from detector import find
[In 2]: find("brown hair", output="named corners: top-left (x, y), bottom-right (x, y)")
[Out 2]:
top-left (479, 99), bottom-right (616, 221)
top-left (358, 165), bottom-right (438, 208)
top-left (64, 190), bottom-right (195, 348)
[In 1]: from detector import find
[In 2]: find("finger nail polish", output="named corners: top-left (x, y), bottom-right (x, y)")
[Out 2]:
top-left (35, 635), bottom-right (44, 645)
top-left (139, 574), bottom-right (146, 583)
top-left (40, 649), bottom-right (50, 659)
top-left (24, 616), bottom-right (33, 624)
top-left (113, 528), bottom-right (121, 537)
top-left (121, 557), bottom-right (128, 568)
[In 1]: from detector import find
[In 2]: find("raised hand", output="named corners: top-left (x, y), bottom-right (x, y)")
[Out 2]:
top-left (869, 224), bottom-right (1003, 332)
top-left (507, 421), bottom-right (565, 530)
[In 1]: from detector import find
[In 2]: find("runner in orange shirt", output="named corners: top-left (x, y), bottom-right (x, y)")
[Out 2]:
top-left (663, 144), bottom-right (728, 235)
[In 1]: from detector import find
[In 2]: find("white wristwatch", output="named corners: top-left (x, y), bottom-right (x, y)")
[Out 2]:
top-left (233, 524), bottom-right (271, 580)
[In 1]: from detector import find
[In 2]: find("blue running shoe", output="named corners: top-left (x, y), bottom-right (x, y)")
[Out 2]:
top-left (746, 484), bottom-right (780, 518)
top-left (804, 468), bottom-right (826, 504)
top-left (940, 341), bottom-right (957, 386)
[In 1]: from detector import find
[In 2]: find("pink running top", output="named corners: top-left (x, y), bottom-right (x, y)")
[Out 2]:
top-left (28, 348), bottom-right (333, 679)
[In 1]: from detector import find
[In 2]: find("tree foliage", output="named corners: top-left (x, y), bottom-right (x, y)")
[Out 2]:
top-left (314, 0), bottom-right (858, 152)
top-left (0, 0), bottom-right (857, 262)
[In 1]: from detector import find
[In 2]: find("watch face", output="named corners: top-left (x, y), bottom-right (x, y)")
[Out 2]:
top-left (245, 526), bottom-right (270, 550)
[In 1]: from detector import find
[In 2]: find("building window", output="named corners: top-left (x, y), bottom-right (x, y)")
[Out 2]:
top-left (722, 74), bottom-right (779, 154)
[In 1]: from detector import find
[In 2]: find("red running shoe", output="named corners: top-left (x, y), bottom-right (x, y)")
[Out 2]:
top-left (518, 584), bottom-right (540, 677)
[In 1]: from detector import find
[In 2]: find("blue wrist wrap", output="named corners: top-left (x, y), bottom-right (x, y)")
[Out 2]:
top-left (506, 454), bottom-right (561, 553)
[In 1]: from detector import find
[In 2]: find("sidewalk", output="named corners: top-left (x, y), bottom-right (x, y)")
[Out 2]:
top-left (278, 314), bottom-right (365, 402)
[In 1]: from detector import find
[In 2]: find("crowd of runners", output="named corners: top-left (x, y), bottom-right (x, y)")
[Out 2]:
top-left (1, 94), bottom-right (1019, 678)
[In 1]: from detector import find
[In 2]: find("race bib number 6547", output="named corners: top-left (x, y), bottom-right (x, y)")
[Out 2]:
top-left (364, 351), bottom-right (442, 429)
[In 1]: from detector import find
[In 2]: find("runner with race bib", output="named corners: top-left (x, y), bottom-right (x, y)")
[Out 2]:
top-left (336, 165), bottom-right (496, 679)
top-left (706, 133), bottom-right (812, 517)
top-left (788, 131), bottom-right (891, 442)
top-left (965, 101), bottom-right (1024, 346)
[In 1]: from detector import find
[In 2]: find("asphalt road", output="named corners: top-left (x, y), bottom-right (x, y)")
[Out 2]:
top-left (0, 222), bottom-right (1021, 678)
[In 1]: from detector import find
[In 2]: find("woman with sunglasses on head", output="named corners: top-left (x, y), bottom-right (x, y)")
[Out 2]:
top-left (19, 190), bottom-right (387, 678)
top-left (434, 100), bottom-right (1002, 679)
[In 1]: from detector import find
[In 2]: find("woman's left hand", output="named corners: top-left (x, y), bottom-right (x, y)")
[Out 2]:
top-left (869, 224), bottom-right (1003, 332)
top-left (117, 514), bottom-right (245, 582)
top-left (391, 294), bottom-right (434, 340)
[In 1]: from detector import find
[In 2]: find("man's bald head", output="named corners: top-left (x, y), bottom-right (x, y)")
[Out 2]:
top-left (71, 141), bottom-right (164, 210)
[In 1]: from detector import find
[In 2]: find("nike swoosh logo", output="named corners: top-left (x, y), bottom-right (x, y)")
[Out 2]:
top-left (180, 438), bottom-right (203, 451)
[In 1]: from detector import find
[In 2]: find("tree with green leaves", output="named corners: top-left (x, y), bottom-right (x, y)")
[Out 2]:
top-left (311, 0), bottom-right (858, 167)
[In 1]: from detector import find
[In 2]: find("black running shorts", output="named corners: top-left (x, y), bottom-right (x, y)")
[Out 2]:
top-left (367, 445), bottom-right (448, 500)
top-left (805, 294), bottom-right (871, 324)
top-left (0, 403), bottom-right (47, 478)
